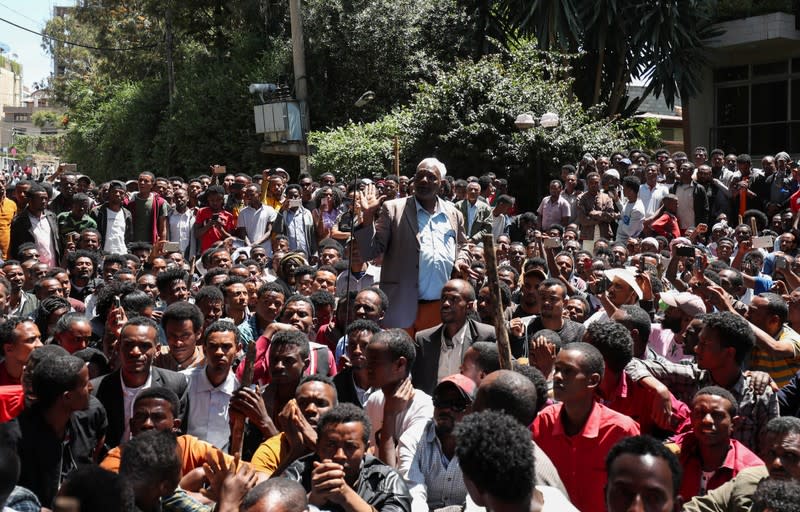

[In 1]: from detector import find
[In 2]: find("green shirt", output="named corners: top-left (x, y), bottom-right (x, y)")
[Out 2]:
top-left (56, 211), bottom-right (97, 238)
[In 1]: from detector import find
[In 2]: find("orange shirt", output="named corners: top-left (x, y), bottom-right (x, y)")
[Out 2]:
top-left (100, 434), bottom-right (235, 474)
top-left (532, 402), bottom-right (640, 512)
top-left (250, 432), bottom-right (292, 476)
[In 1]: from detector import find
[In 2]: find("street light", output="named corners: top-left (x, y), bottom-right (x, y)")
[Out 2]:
top-left (515, 111), bottom-right (560, 208)
top-left (355, 90), bottom-right (375, 108)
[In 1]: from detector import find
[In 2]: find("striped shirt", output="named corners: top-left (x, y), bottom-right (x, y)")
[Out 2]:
top-left (749, 325), bottom-right (800, 388)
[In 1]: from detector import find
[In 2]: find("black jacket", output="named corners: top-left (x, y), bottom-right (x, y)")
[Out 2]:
top-left (284, 453), bottom-right (411, 512)
top-left (669, 182), bottom-right (709, 227)
top-left (411, 319), bottom-right (497, 395)
top-left (90, 367), bottom-right (189, 448)
top-left (9, 208), bottom-right (60, 263)
top-left (333, 367), bottom-right (365, 408)
top-left (91, 204), bottom-right (133, 251)
top-left (7, 396), bottom-right (107, 507)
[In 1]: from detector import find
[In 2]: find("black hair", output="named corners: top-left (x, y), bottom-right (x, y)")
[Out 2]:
top-left (66, 249), bottom-right (99, 274)
top-left (155, 269), bottom-right (189, 293)
top-left (757, 292), bottom-right (789, 324)
top-left (369, 329), bottom-right (416, 374)
top-left (203, 319), bottom-right (241, 346)
top-left (59, 465), bottom-right (132, 512)
top-left (103, 254), bottom-right (127, 268)
top-left (202, 268), bottom-right (229, 286)
top-left (618, 305), bottom-right (652, 344)
top-left (538, 278), bottom-right (567, 298)
top-left (360, 286), bottom-right (389, 312)
top-left (310, 290), bottom-right (336, 310)
top-left (497, 264), bottom-right (519, 283)
top-left (702, 312), bottom-right (755, 365)
top-left (562, 341), bottom-right (605, 378)
top-left (206, 185), bottom-right (225, 196)
top-left (220, 276), bottom-right (247, 297)
top-left (292, 265), bottom-right (315, 280)
top-left (280, 294), bottom-right (316, 318)
top-left (34, 296), bottom-right (72, 338)
top-left (195, 285), bottom-right (224, 304)
top-left (271, 329), bottom-right (310, 360)
top-left (121, 290), bottom-right (156, 317)
top-left (95, 282), bottom-right (136, 320)
top-left (120, 316), bottom-right (160, 339)
top-left (161, 301), bottom-right (204, 332)
top-left (318, 403), bottom-right (371, 446)
top-left (512, 363), bottom-right (548, 414)
top-left (694, 385), bottom-right (739, 417)
top-left (31, 355), bottom-right (85, 409)
top-left (622, 175), bottom-right (641, 192)
top-left (474, 369), bottom-right (538, 425)
top-left (468, 341), bottom-right (501, 375)
top-left (135, 386), bottom-right (181, 417)
top-left (119, 429), bottom-right (181, 490)
top-left (529, 329), bottom-right (562, 352)
top-left (455, 410), bottom-right (534, 502)
top-left (296, 374), bottom-right (338, 403)
top-left (257, 281), bottom-right (287, 298)
top-left (0, 316), bottom-right (35, 356)
top-left (751, 478), bottom-right (800, 512)
top-left (241, 479), bottom-right (308, 512)
top-left (73, 347), bottom-right (110, 376)
top-left (606, 435), bottom-right (682, 496)
top-left (764, 416), bottom-right (800, 437)
top-left (53, 311), bottom-right (89, 337)
top-left (586, 322), bottom-right (633, 373)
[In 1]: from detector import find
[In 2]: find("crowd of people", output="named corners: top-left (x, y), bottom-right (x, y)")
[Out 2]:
top-left (1, 146), bottom-right (800, 512)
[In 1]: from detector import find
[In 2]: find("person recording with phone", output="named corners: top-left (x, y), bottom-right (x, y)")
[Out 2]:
top-left (272, 184), bottom-right (318, 259)
top-left (195, 185), bottom-right (236, 252)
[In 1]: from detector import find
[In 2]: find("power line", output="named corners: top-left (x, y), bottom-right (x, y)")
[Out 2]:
top-left (0, 1), bottom-right (42, 26)
top-left (0, 15), bottom-right (159, 52)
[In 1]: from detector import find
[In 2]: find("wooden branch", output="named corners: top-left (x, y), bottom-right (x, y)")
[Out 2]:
top-left (482, 233), bottom-right (513, 370)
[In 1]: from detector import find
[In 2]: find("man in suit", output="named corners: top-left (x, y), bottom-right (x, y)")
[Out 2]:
top-left (354, 158), bottom-right (473, 335)
top-left (91, 316), bottom-right (189, 448)
top-left (9, 181), bottom-right (60, 266)
top-left (456, 181), bottom-right (492, 242)
top-left (412, 279), bottom-right (496, 395)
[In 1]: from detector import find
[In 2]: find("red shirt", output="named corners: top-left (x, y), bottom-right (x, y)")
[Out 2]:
top-left (195, 207), bottom-right (236, 251)
top-left (0, 385), bottom-right (24, 422)
top-left (236, 334), bottom-right (337, 385)
top-left (602, 372), bottom-right (691, 435)
top-left (532, 402), bottom-right (640, 512)
top-left (650, 212), bottom-right (682, 240)
top-left (790, 188), bottom-right (800, 213)
top-left (669, 432), bottom-right (763, 500)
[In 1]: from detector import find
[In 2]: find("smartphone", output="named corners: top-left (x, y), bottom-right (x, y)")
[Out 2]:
top-left (543, 238), bottom-right (561, 249)
top-left (114, 296), bottom-right (121, 309)
top-left (212, 165), bottom-right (227, 175)
top-left (752, 235), bottom-right (775, 249)
top-left (595, 277), bottom-right (609, 294)
top-left (289, 198), bottom-right (302, 209)
top-left (211, 213), bottom-right (220, 223)
top-left (775, 256), bottom-right (788, 270)
top-left (163, 241), bottom-right (180, 253)
top-left (676, 246), bottom-right (695, 257)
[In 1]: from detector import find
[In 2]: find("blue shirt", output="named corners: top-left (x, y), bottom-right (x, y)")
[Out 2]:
top-left (416, 198), bottom-right (456, 300)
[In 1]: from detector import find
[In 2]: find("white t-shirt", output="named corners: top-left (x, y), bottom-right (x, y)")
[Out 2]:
top-left (29, 214), bottom-right (54, 265)
top-left (105, 208), bottom-right (128, 254)
top-left (237, 204), bottom-right (277, 253)
top-left (120, 372), bottom-right (153, 443)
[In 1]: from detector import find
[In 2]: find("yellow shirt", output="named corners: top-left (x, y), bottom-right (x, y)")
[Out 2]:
top-left (749, 325), bottom-right (800, 388)
top-left (250, 432), bottom-right (291, 476)
top-left (0, 197), bottom-right (18, 259)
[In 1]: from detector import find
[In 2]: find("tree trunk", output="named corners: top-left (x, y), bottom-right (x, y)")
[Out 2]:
top-left (592, 27), bottom-right (607, 106)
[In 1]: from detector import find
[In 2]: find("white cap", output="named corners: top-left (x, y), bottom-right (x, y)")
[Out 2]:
top-left (604, 268), bottom-right (643, 300)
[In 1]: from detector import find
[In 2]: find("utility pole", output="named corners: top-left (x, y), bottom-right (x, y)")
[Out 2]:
top-left (289, 0), bottom-right (309, 173)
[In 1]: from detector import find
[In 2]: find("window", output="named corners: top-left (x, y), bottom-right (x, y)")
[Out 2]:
top-left (712, 60), bottom-right (800, 155)
top-left (13, 113), bottom-right (29, 122)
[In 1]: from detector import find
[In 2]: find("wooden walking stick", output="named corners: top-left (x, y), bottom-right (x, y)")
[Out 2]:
top-left (482, 233), bottom-right (513, 370)
top-left (229, 342), bottom-right (256, 456)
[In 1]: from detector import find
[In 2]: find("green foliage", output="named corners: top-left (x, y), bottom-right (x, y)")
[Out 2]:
top-left (31, 111), bottom-right (61, 128)
top-left (12, 134), bottom-right (66, 156)
top-left (621, 117), bottom-right (663, 153)
top-left (309, 40), bottom-right (631, 207)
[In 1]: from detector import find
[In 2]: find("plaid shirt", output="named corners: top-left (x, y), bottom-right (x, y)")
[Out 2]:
top-left (626, 358), bottom-right (778, 452)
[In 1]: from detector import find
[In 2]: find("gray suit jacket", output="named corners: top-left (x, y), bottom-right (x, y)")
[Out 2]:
top-left (456, 198), bottom-right (493, 241)
top-left (411, 319), bottom-right (497, 395)
top-left (353, 196), bottom-right (471, 329)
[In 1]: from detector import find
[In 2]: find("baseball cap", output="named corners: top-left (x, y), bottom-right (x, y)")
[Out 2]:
top-left (660, 291), bottom-right (706, 317)
top-left (604, 169), bottom-right (620, 180)
top-left (604, 268), bottom-right (643, 300)
top-left (434, 374), bottom-right (476, 402)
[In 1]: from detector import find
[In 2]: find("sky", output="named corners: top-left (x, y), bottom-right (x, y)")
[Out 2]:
top-left (0, 0), bottom-right (75, 90)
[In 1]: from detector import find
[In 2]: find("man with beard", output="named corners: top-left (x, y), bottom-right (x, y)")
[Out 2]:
top-left (127, 171), bottom-right (168, 244)
top-left (65, 250), bottom-right (101, 303)
top-left (91, 316), bottom-right (189, 448)
top-left (9, 182), bottom-right (60, 267)
top-left (250, 375), bottom-right (338, 477)
top-left (92, 180), bottom-right (133, 255)
top-left (406, 374), bottom-right (475, 512)
top-left (167, 187), bottom-right (196, 259)
top-left (651, 291), bottom-right (707, 363)
top-left (2, 261), bottom-right (38, 318)
top-left (412, 279), bottom-right (496, 395)
top-left (697, 164), bottom-right (732, 222)
top-left (0, 172), bottom-right (18, 259)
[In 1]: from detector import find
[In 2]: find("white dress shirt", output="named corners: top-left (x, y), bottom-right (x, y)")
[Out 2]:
top-left (181, 366), bottom-right (239, 452)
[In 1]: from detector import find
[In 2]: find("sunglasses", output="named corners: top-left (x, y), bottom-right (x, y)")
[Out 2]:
top-left (432, 397), bottom-right (471, 412)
